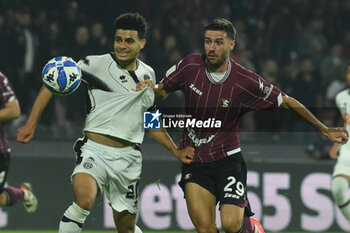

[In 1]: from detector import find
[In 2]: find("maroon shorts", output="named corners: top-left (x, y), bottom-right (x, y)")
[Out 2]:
top-left (179, 152), bottom-right (253, 216)
top-left (0, 153), bottom-right (10, 193)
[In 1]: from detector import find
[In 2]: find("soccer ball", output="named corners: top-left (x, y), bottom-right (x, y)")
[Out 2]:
top-left (42, 56), bottom-right (82, 96)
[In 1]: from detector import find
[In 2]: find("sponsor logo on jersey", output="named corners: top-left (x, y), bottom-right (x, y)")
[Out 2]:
top-left (83, 162), bottom-right (93, 169)
top-left (224, 193), bottom-right (240, 199)
top-left (189, 83), bottom-right (203, 96)
top-left (187, 128), bottom-right (215, 147)
top-left (119, 75), bottom-right (127, 83)
top-left (83, 157), bottom-right (95, 169)
top-left (258, 79), bottom-right (273, 100)
top-left (220, 98), bottom-right (231, 107)
top-left (184, 173), bottom-right (192, 180)
top-left (143, 110), bottom-right (161, 129)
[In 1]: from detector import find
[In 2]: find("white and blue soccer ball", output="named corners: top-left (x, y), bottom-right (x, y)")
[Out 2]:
top-left (42, 56), bottom-right (82, 96)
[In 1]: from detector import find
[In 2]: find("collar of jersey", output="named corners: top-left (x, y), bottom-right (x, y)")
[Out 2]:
top-left (109, 52), bottom-right (139, 71)
top-left (205, 60), bottom-right (231, 85)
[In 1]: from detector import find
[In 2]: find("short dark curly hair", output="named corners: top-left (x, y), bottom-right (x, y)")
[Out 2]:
top-left (114, 12), bottom-right (147, 39)
top-left (204, 18), bottom-right (236, 40)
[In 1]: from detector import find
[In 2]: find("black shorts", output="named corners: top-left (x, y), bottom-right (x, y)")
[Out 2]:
top-left (179, 152), bottom-right (253, 215)
top-left (0, 153), bottom-right (10, 193)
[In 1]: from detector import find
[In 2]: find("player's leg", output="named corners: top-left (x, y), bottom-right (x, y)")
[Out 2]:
top-left (185, 182), bottom-right (218, 233)
top-left (220, 204), bottom-right (244, 232)
top-left (106, 145), bottom-right (143, 232)
top-left (218, 153), bottom-right (263, 233)
top-left (112, 209), bottom-right (143, 233)
top-left (0, 152), bottom-right (37, 212)
top-left (332, 174), bottom-right (350, 221)
top-left (58, 173), bottom-right (97, 233)
top-left (221, 205), bottom-right (263, 233)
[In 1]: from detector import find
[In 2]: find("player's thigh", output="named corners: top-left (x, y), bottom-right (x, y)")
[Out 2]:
top-left (220, 204), bottom-right (244, 231)
top-left (334, 148), bottom-right (350, 178)
top-left (334, 174), bottom-right (350, 182)
top-left (113, 209), bottom-right (136, 233)
top-left (72, 172), bottom-right (98, 210)
top-left (185, 182), bottom-right (217, 228)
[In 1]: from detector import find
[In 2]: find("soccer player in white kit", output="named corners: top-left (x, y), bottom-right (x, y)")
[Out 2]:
top-left (16, 13), bottom-right (194, 233)
top-left (330, 61), bottom-right (350, 222)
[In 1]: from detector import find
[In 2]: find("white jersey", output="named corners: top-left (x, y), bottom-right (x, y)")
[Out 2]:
top-left (78, 53), bottom-right (156, 144)
top-left (333, 88), bottom-right (350, 176)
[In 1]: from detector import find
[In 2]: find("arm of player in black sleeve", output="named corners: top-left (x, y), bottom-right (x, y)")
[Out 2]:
top-left (280, 95), bottom-right (349, 144)
top-left (17, 86), bottom-right (53, 144)
top-left (147, 124), bottom-right (194, 164)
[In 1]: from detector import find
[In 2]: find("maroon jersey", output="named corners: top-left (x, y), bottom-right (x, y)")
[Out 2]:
top-left (161, 53), bottom-right (285, 162)
top-left (0, 72), bottom-right (16, 153)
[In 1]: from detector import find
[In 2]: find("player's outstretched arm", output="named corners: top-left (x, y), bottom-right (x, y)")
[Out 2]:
top-left (280, 95), bottom-right (349, 144)
top-left (17, 86), bottom-right (53, 144)
top-left (148, 125), bottom-right (194, 164)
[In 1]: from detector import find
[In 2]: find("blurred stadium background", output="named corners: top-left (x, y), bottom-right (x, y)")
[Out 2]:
top-left (1, 0), bottom-right (350, 232)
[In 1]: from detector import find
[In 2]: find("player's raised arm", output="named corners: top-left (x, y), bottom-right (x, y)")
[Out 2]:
top-left (147, 125), bottom-right (194, 164)
top-left (280, 95), bottom-right (349, 144)
top-left (17, 86), bottom-right (53, 143)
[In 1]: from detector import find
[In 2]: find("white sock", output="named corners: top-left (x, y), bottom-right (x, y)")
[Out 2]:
top-left (135, 225), bottom-right (143, 233)
top-left (332, 176), bottom-right (350, 221)
top-left (58, 202), bottom-right (90, 233)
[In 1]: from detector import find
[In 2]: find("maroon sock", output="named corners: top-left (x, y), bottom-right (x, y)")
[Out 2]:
top-left (3, 186), bottom-right (24, 206)
top-left (242, 216), bottom-right (255, 233)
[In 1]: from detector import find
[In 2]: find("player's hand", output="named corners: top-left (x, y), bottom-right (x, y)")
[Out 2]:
top-left (17, 124), bottom-right (35, 144)
top-left (323, 127), bottom-right (349, 144)
top-left (136, 80), bottom-right (154, 91)
top-left (175, 146), bottom-right (195, 164)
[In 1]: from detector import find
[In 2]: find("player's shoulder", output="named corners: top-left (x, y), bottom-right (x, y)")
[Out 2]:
top-left (335, 89), bottom-right (350, 102)
top-left (229, 58), bottom-right (261, 81)
top-left (230, 58), bottom-right (257, 78)
top-left (78, 53), bottom-right (112, 68)
top-left (137, 59), bottom-right (156, 82)
top-left (137, 59), bottom-right (155, 74)
top-left (181, 53), bottom-right (204, 66)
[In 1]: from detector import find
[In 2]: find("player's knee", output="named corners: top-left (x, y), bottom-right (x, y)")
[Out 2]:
top-left (195, 223), bottom-right (218, 233)
top-left (0, 193), bottom-right (7, 206)
top-left (221, 217), bottom-right (242, 233)
top-left (75, 195), bottom-right (95, 210)
top-left (332, 176), bottom-right (349, 205)
top-left (116, 223), bottom-right (135, 233)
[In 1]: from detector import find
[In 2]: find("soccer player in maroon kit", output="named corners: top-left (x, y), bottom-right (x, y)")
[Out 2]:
top-left (0, 71), bottom-right (38, 213)
top-left (138, 18), bottom-right (349, 233)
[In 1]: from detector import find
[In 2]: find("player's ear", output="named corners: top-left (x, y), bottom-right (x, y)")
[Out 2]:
top-left (139, 39), bottom-right (146, 49)
top-left (230, 40), bottom-right (235, 51)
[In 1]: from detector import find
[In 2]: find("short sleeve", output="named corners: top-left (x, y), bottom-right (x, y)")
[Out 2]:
top-left (160, 58), bottom-right (187, 92)
top-left (241, 71), bottom-right (285, 111)
top-left (0, 73), bottom-right (16, 104)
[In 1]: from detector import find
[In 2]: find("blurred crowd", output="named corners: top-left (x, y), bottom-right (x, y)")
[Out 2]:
top-left (1, 0), bottom-right (350, 138)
